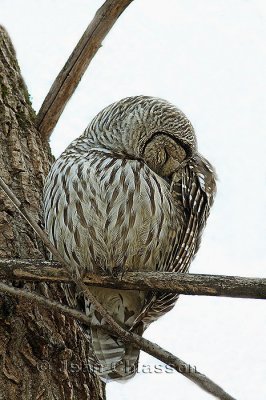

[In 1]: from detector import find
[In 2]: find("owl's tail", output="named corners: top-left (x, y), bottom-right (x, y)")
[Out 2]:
top-left (85, 288), bottom-right (145, 381)
top-left (89, 326), bottom-right (142, 381)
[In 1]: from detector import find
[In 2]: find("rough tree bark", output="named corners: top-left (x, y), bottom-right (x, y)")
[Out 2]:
top-left (0, 26), bottom-right (104, 400)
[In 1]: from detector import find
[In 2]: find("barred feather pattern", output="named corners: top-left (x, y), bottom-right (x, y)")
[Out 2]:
top-left (43, 96), bottom-right (216, 381)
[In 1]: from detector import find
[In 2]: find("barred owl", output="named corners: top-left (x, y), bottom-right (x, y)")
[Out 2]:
top-left (44, 96), bottom-right (216, 381)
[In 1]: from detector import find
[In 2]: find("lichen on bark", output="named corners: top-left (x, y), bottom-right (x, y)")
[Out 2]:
top-left (0, 25), bottom-right (105, 400)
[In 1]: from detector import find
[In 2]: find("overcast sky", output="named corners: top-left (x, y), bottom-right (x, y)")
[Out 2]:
top-left (1, 1), bottom-right (266, 399)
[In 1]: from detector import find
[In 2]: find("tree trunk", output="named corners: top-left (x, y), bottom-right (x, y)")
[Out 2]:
top-left (0, 26), bottom-right (105, 400)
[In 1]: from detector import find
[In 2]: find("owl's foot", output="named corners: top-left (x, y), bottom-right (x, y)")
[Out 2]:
top-left (111, 265), bottom-right (125, 280)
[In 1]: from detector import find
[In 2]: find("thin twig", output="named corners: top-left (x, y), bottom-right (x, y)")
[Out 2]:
top-left (0, 176), bottom-right (236, 400)
top-left (0, 259), bottom-right (265, 299)
top-left (0, 281), bottom-right (236, 400)
top-left (36, 0), bottom-right (133, 140)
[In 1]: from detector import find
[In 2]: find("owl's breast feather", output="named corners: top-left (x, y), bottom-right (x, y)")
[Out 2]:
top-left (44, 152), bottom-right (183, 275)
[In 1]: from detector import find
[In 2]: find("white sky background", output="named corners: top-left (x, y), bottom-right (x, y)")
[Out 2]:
top-left (1, 1), bottom-right (266, 399)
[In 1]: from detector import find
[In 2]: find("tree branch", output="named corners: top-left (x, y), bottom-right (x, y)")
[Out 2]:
top-left (0, 175), bottom-right (237, 399)
top-left (36, 0), bottom-right (133, 140)
top-left (0, 259), bottom-right (265, 299)
top-left (0, 281), bottom-right (236, 400)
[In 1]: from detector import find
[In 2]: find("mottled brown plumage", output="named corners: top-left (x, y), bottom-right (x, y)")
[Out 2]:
top-left (43, 96), bottom-right (216, 381)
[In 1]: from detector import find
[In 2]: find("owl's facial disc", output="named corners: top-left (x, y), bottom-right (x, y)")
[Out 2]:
top-left (143, 133), bottom-right (187, 177)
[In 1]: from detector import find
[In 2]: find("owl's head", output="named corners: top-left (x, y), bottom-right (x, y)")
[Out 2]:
top-left (87, 96), bottom-right (197, 177)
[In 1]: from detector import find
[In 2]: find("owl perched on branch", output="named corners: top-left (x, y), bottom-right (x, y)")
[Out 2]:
top-left (44, 96), bottom-right (216, 381)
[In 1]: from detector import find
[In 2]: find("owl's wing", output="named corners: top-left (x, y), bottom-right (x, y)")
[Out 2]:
top-left (131, 155), bottom-right (216, 330)
top-left (171, 154), bottom-right (216, 272)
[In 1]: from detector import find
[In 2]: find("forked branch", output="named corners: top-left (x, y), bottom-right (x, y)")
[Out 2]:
top-left (36, 0), bottom-right (133, 140)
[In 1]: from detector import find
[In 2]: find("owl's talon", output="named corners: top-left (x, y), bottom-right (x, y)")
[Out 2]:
top-left (111, 265), bottom-right (124, 279)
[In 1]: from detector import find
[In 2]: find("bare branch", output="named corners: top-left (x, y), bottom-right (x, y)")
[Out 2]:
top-left (0, 176), bottom-right (236, 399)
top-left (0, 281), bottom-right (236, 400)
top-left (36, 0), bottom-right (133, 140)
top-left (0, 259), bottom-right (265, 299)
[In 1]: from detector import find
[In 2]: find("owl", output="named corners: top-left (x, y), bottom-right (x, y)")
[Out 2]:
top-left (43, 96), bottom-right (216, 381)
